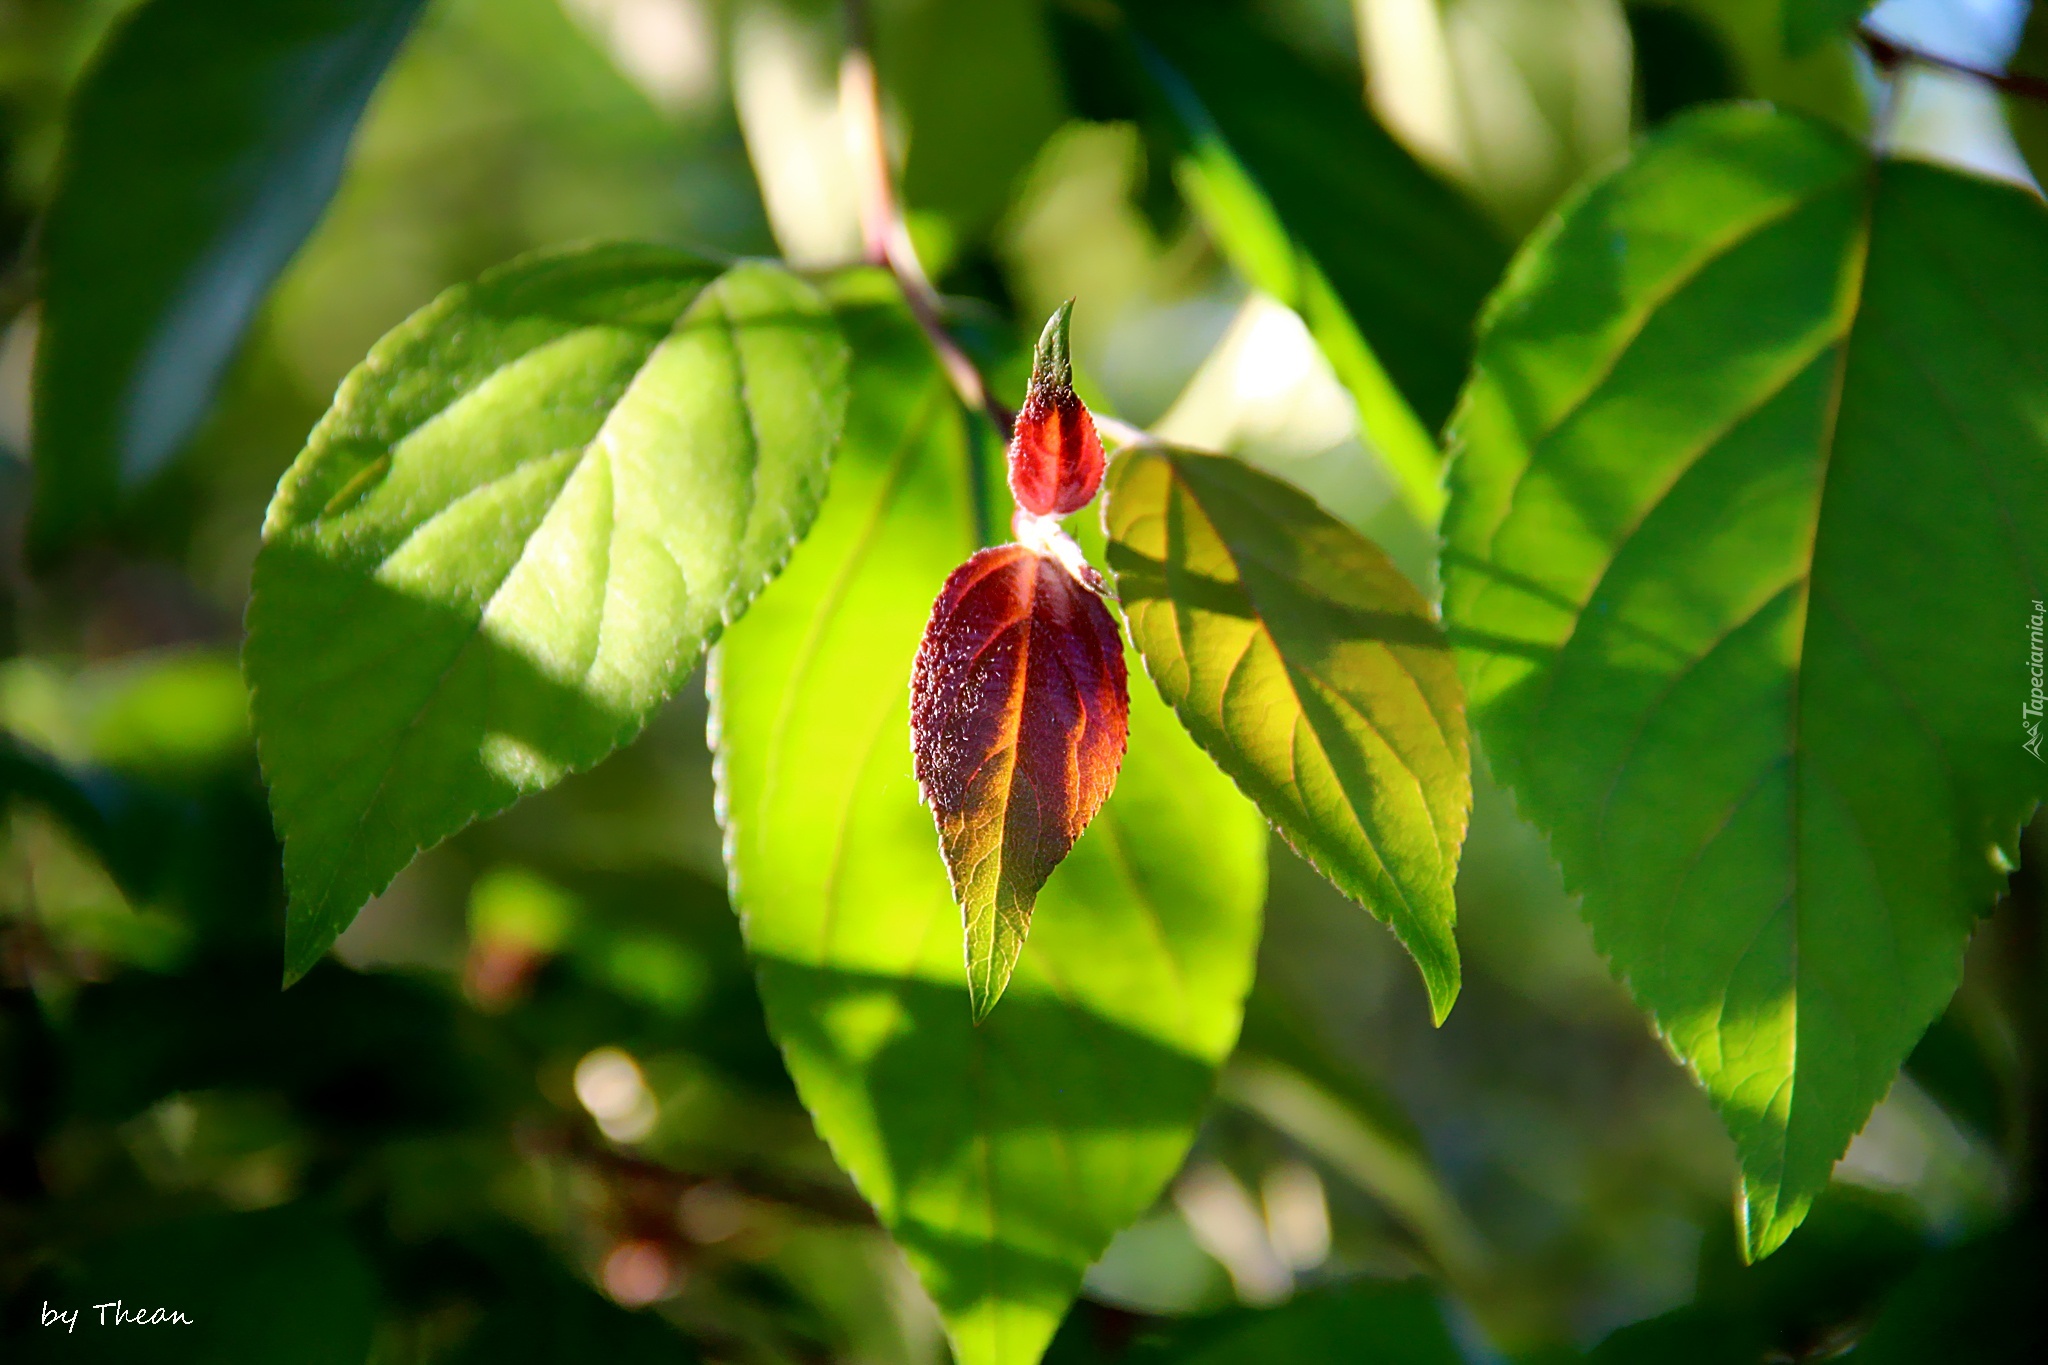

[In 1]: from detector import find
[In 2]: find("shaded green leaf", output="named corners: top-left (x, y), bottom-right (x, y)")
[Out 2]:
top-left (1441, 105), bottom-right (2048, 1258)
top-left (1108, 0), bottom-right (1506, 514)
top-left (1105, 447), bottom-right (1469, 1021)
top-left (31, 0), bottom-right (426, 559)
top-left (2006, 2), bottom-right (2048, 194)
top-left (1781, 0), bottom-right (1872, 58)
top-left (1654, 0), bottom-right (1868, 132)
top-left (1625, 3), bottom-right (1742, 126)
top-left (246, 245), bottom-right (847, 981)
top-left (712, 272), bottom-right (1266, 1365)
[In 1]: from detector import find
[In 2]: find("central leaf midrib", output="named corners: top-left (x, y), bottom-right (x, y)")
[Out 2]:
top-left (1476, 165), bottom-right (1863, 566)
top-left (294, 314), bottom-right (711, 919)
top-left (1171, 460), bottom-right (1448, 878)
top-left (1773, 161), bottom-right (1879, 1194)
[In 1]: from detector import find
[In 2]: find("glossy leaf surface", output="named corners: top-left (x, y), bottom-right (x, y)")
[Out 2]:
top-left (1442, 106), bottom-right (2048, 1257)
top-left (1106, 447), bottom-right (1469, 1021)
top-left (32, 0), bottom-right (426, 559)
top-left (246, 246), bottom-right (846, 980)
top-left (713, 273), bottom-right (1266, 1365)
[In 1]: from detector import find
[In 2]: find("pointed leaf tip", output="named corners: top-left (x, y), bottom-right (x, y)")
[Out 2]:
top-left (1105, 448), bottom-right (1469, 1024)
top-left (1009, 301), bottom-right (1103, 516)
top-left (911, 544), bottom-right (1130, 1017)
top-left (1034, 299), bottom-right (1075, 390)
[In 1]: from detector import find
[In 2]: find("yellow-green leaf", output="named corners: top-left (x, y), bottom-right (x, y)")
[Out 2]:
top-left (1104, 447), bottom-right (1470, 1021)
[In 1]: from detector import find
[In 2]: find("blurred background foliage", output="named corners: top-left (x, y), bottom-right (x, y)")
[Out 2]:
top-left (0, 0), bottom-right (2042, 1360)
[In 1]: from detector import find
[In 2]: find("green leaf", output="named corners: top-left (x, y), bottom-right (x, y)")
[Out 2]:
top-left (246, 245), bottom-right (847, 982)
top-left (712, 271), bottom-right (1267, 1365)
top-left (1441, 105), bottom-right (2048, 1259)
top-left (1781, 0), bottom-right (1871, 58)
top-left (1110, 0), bottom-right (1506, 515)
top-left (1624, 5), bottom-right (1742, 127)
top-left (31, 0), bottom-right (427, 560)
top-left (2005, 2), bottom-right (2048, 194)
top-left (1645, 1), bottom-right (1867, 135)
top-left (1105, 447), bottom-right (1469, 1022)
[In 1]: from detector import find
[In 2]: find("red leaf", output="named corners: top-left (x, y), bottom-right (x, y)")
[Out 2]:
top-left (1008, 301), bottom-right (1105, 517)
top-left (910, 543), bottom-right (1130, 1018)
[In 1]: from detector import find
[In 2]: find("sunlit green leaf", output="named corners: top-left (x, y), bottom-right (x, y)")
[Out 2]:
top-left (1441, 105), bottom-right (2048, 1259)
top-left (1105, 447), bottom-right (1468, 1022)
top-left (713, 271), bottom-right (1267, 1365)
top-left (246, 245), bottom-right (847, 981)
top-left (31, 0), bottom-right (427, 560)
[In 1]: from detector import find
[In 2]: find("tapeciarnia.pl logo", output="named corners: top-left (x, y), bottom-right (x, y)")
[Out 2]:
top-left (2027, 600), bottom-right (2045, 761)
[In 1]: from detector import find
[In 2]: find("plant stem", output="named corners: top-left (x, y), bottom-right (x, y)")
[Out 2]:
top-left (1857, 26), bottom-right (2048, 105)
top-left (837, 1), bottom-right (1010, 438)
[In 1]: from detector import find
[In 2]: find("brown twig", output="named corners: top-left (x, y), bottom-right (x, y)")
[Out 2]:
top-left (522, 1119), bottom-right (877, 1227)
top-left (1858, 26), bottom-right (2048, 105)
top-left (837, 0), bottom-right (1012, 437)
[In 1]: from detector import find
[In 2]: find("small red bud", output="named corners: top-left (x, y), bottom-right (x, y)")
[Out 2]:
top-left (1007, 301), bottom-right (1105, 517)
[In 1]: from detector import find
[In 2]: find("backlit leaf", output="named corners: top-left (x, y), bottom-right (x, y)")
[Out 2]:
top-left (1105, 447), bottom-right (1469, 1022)
top-left (712, 272), bottom-right (1266, 1365)
top-left (246, 245), bottom-right (846, 981)
top-left (1441, 106), bottom-right (2048, 1258)
top-left (911, 543), bottom-right (1129, 1020)
top-left (32, 0), bottom-right (427, 560)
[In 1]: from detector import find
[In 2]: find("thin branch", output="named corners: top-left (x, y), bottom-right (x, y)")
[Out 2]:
top-left (1858, 26), bottom-right (2048, 105)
top-left (1093, 412), bottom-right (1150, 449)
top-left (837, 4), bottom-right (1012, 437)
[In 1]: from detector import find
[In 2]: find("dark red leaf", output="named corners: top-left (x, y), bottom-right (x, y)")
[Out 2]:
top-left (910, 543), bottom-right (1129, 1017)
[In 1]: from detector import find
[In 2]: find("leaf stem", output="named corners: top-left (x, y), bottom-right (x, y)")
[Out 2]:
top-left (1857, 25), bottom-right (2048, 105)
